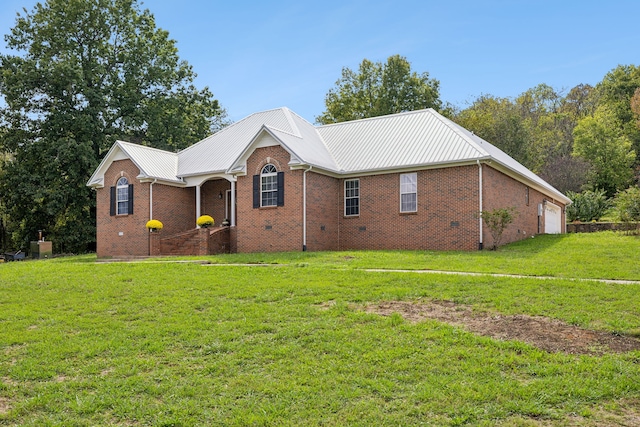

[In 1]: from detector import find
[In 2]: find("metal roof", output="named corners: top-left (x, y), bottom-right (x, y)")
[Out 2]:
top-left (87, 141), bottom-right (180, 187)
top-left (118, 141), bottom-right (180, 181)
top-left (317, 109), bottom-right (486, 172)
top-left (177, 108), bottom-right (303, 176)
top-left (89, 107), bottom-right (569, 203)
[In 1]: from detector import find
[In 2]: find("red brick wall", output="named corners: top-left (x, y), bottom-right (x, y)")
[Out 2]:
top-left (151, 184), bottom-right (195, 235)
top-left (305, 171), bottom-right (340, 251)
top-left (236, 145), bottom-right (303, 253)
top-left (96, 159), bottom-right (150, 258)
top-left (97, 156), bottom-right (565, 256)
top-left (338, 166), bottom-right (480, 251)
top-left (482, 165), bottom-right (566, 247)
top-left (201, 179), bottom-right (232, 226)
top-left (96, 159), bottom-right (197, 258)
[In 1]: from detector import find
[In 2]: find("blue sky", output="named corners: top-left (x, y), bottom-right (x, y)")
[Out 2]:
top-left (1, 0), bottom-right (639, 123)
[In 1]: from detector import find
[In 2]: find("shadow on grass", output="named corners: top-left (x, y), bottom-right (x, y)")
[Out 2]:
top-left (498, 233), bottom-right (570, 254)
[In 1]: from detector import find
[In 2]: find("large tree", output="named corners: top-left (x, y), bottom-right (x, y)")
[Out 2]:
top-left (596, 65), bottom-right (640, 159)
top-left (0, 0), bottom-right (227, 253)
top-left (454, 95), bottom-right (534, 170)
top-left (573, 107), bottom-right (636, 197)
top-left (316, 55), bottom-right (441, 124)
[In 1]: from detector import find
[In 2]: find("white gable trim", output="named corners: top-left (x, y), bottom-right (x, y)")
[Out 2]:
top-left (87, 143), bottom-right (127, 188)
top-left (87, 141), bottom-right (184, 188)
top-left (227, 126), bottom-right (298, 176)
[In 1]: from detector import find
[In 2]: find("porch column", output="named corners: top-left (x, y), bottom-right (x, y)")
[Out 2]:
top-left (230, 180), bottom-right (236, 226)
top-left (195, 184), bottom-right (201, 227)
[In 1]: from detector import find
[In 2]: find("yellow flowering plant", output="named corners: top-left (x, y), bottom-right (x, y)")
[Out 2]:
top-left (196, 215), bottom-right (215, 228)
top-left (146, 219), bottom-right (163, 232)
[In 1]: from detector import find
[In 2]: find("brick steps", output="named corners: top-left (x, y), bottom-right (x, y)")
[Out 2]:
top-left (151, 227), bottom-right (231, 256)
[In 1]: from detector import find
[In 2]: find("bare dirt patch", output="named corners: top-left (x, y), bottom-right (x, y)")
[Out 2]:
top-left (0, 397), bottom-right (9, 415)
top-left (365, 300), bottom-right (640, 355)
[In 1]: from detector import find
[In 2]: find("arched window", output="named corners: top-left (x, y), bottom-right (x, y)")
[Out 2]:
top-left (260, 164), bottom-right (278, 207)
top-left (116, 177), bottom-right (129, 214)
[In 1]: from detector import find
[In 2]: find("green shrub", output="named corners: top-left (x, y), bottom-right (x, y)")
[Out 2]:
top-left (480, 207), bottom-right (517, 250)
top-left (565, 190), bottom-right (610, 222)
top-left (612, 186), bottom-right (640, 224)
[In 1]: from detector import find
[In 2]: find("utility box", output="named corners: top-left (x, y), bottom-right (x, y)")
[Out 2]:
top-left (30, 241), bottom-right (52, 259)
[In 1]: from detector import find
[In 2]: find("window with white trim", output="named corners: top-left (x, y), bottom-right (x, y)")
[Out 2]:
top-left (261, 164), bottom-right (278, 207)
top-left (116, 177), bottom-right (129, 215)
top-left (344, 179), bottom-right (360, 216)
top-left (400, 173), bottom-right (417, 213)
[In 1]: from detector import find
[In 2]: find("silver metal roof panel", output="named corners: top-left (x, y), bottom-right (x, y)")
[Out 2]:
top-left (177, 108), bottom-right (300, 176)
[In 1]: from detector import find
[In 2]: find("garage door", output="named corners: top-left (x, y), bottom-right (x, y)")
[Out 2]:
top-left (544, 202), bottom-right (562, 234)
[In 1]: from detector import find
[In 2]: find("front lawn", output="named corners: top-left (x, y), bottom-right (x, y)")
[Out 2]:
top-left (204, 231), bottom-right (640, 280)
top-left (1, 232), bottom-right (639, 426)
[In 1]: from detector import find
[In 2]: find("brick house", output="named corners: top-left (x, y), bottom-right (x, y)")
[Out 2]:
top-left (87, 107), bottom-right (570, 257)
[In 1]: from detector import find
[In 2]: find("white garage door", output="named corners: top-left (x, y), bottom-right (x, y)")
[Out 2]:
top-left (544, 202), bottom-right (562, 234)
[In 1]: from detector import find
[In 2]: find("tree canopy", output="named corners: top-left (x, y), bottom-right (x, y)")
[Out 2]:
top-left (452, 75), bottom-right (640, 197)
top-left (0, 0), bottom-right (227, 253)
top-left (316, 55), bottom-right (442, 124)
top-left (573, 107), bottom-right (635, 197)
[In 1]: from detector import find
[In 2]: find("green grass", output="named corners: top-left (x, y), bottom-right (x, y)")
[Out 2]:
top-left (192, 231), bottom-right (640, 280)
top-left (1, 232), bottom-right (640, 426)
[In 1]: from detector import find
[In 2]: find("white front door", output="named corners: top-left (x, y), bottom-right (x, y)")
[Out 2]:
top-left (544, 202), bottom-right (562, 234)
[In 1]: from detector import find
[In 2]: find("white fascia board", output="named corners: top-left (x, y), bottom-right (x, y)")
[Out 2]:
top-left (178, 169), bottom-right (228, 178)
top-left (339, 159), bottom-right (489, 179)
top-left (289, 158), bottom-right (489, 179)
top-left (137, 175), bottom-right (187, 186)
top-left (182, 173), bottom-right (236, 187)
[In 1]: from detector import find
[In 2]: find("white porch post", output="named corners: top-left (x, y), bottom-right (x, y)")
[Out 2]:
top-left (195, 184), bottom-right (201, 227)
top-left (230, 180), bottom-right (236, 226)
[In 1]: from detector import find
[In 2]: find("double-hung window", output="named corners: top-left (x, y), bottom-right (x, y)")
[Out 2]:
top-left (400, 173), bottom-right (417, 213)
top-left (261, 164), bottom-right (278, 207)
top-left (344, 179), bottom-right (360, 216)
top-left (116, 177), bottom-right (129, 215)
top-left (252, 163), bottom-right (284, 208)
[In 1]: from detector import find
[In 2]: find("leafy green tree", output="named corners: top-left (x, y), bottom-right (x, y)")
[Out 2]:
top-left (596, 65), bottom-right (640, 157)
top-left (455, 95), bottom-right (534, 170)
top-left (0, 0), bottom-right (226, 253)
top-left (631, 87), bottom-right (640, 130)
top-left (573, 107), bottom-right (636, 197)
top-left (316, 55), bottom-right (441, 124)
top-left (538, 155), bottom-right (591, 194)
top-left (612, 186), bottom-right (640, 233)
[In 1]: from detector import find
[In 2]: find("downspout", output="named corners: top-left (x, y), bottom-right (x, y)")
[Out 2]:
top-left (477, 160), bottom-right (483, 250)
top-left (230, 179), bottom-right (236, 226)
top-left (195, 184), bottom-right (201, 228)
top-left (149, 179), bottom-right (157, 220)
top-left (303, 165), bottom-right (312, 251)
top-left (149, 179), bottom-right (157, 256)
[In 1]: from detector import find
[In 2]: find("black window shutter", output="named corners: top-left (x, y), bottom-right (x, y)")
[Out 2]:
top-left (128, 184), bottom-right (134, 214)
top-left (277, 172), bottom-right (284, 206)
top-left (253, 175), bottom-right (260, 208)
top-left (110, 186), bottom-right (116, 216)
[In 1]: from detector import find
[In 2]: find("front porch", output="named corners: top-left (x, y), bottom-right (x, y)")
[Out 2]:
top-left (149, 226), bottom-right (236, 256)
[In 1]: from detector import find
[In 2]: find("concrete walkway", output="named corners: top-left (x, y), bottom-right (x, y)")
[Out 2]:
top-left (202, 263), bottom-right (640, 285)
top-left (363, 268), bottom-right (640, 285)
